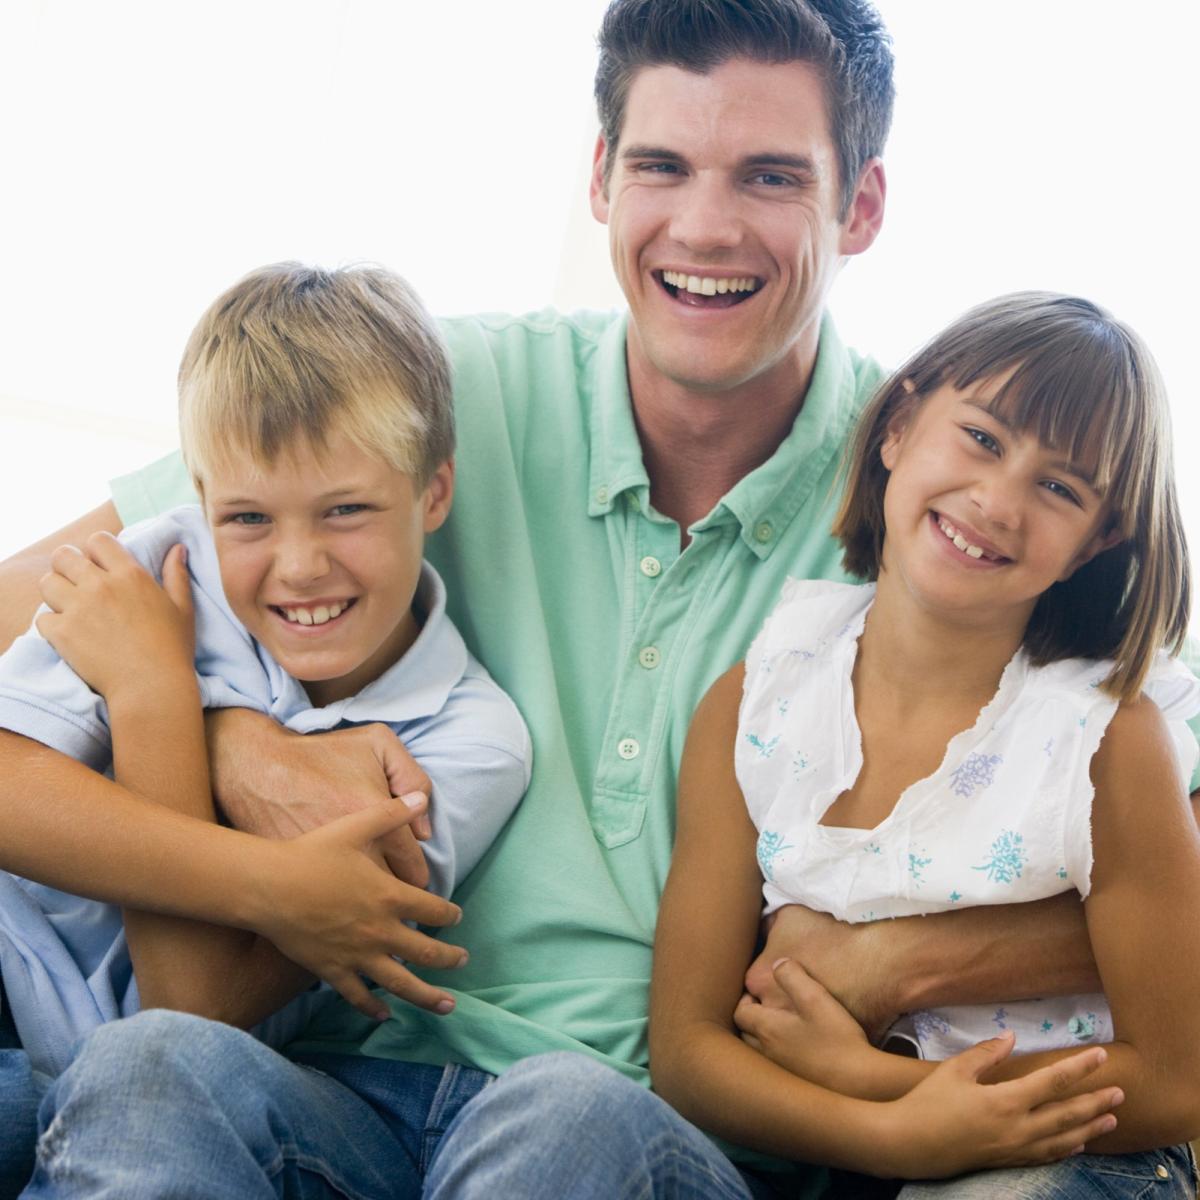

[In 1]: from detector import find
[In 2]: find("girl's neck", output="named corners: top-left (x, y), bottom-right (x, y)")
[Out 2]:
top-left (859, 572), bottom-right (1030, 710)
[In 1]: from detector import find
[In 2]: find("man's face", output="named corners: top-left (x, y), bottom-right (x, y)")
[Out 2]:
top-left (591, 58), bottom-right (882, 397)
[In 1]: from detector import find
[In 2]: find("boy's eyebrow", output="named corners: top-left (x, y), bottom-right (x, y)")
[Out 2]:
top-left (963, 398), bottom-right (1101, 490)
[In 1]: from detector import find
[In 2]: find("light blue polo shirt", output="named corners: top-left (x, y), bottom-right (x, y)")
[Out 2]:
top-left (0, 504), bottom-right (530, 1078)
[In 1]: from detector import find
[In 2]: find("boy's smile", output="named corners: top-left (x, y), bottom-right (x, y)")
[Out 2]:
top-left (203, 434), bottom-right (453, 707)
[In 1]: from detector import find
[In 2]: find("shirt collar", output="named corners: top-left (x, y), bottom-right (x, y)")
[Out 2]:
top-left (282, 562), bottom-right (468, 732)
top-left (586, 312), bottom-right (864, 558)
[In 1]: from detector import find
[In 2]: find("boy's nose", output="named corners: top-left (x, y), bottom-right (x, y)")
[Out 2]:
top-left (275, 537), bottom-right (331, 586)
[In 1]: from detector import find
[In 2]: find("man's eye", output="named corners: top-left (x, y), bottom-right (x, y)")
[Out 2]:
top-left (965, 427), bottom-right (1000, 454)
top-left (328, 504), bottom-right (367, 517)
top-left (637, 161), bottom-right (682, 176)
top-left (750, 172), bottom-right (794, 187)
top-left (231, 512), bottom-right (268, 526)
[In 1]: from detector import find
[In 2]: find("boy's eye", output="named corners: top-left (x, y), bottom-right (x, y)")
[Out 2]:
top-left (964, 426), bottom-right (1000, 454)
top-left (328, 503), bottom-right (368, 518)
top-left (230, 512), bottom-right (269, 526)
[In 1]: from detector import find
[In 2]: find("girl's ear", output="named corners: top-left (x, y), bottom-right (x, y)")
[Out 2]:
top-left (879, 380), bottom-right (918, 471)
top-left (1058, 525), bottom-right (1123, 582)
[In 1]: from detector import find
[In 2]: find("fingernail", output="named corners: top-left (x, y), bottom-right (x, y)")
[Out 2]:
top-left (1110, 1089), bottom-right (1125, 1107)
top-left (451, 906), bottom-right (463, 925)
top-left (456, 951), bottom-right (469, 968)
top-left (771, 957), bottom-right (790, 970)
top-left (1070, 1145), bottom-right (1085, 1156)
top-left (400, 792), bottom-right (425, 809)
top-left (435, 998), bottom-right (455, 1015)
top-left (179, 545), bottom-right (188, 565)
top-left (373, 1008), bottom-right (389, 1022)
top-left (1101, 1115), bottom-right (1117, 1132)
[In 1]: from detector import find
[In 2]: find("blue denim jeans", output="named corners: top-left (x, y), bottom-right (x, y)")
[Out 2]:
top-left (1, 976), bottom-right (41, 1200)
top-left (23, 1011), bottom-right (794, 1199)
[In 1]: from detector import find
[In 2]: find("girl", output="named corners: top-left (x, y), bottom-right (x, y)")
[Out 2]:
top-left (652, 292), bottom-right (1200, 1193)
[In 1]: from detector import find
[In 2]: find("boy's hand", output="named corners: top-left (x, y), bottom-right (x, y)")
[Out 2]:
top-left (880, 1036), bottom-right (1122, 1178)
top-left (735, 958), bottom-right (873, 1094)
top-left (209, 712), bottom-right (433, 888)
top-left (255, 795), bottom-right (466, 1020)
top-left (37, 534), bottom-right (196, 701)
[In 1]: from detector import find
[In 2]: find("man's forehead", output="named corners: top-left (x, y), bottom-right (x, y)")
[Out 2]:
top-left (617, 57), bottom-right (834, 157)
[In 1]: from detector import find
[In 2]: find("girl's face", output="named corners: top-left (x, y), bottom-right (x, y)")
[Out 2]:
top-left (878, 375), bottom-right (1120, 632)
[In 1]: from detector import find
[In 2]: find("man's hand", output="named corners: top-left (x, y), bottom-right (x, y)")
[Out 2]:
top-left (208, 710), bottom-right (433, 888)
top-left (36, 534), bottom-right (196, 701)
top-left (735, 958), bottom-right (874, 1095)
top-left (746, 905), bottom-right (897, 1042)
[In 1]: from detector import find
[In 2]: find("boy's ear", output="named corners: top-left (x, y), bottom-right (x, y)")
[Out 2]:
top-left (879, 381), bottom-right (918, 471)
top-left (1058, 525), bottom-right (1124, 582)
top-left (422, 459), bottom-right (455, 534)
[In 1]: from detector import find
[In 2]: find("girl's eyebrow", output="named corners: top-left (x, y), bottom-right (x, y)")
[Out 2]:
top-left (962, 398), bottom-right (1101, 492)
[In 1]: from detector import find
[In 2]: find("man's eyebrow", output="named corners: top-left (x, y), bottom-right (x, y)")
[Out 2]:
top-left (619, 144), bottom-right (686, 163)
top-left (742, 153), bottom-right (818, 174)
top-left (963, 398), bottom-right (1100, 490)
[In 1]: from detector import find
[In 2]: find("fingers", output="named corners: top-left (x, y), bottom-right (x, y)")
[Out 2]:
top-left (368, 961), bottom-right (457, 1016)
top-left (1009, 1045), bottom-right (1107, 1104)
top-left (321, 795), bottom-right (429, 846)
top-left (1001, 1088), bottom-right (1123, 1166)
top-left (947, 1030), bottom-right (1017, 1080)
top-left (380, 824), bottom-right (432, 889)
top-left (326, 969), bottom-right (392, 1022)
top-left (772, 957), bottom-right (831, 1011)
top-left (397, 791), bottom-right (433, 841)
top-left (47, 542), bottom-right (90, 583)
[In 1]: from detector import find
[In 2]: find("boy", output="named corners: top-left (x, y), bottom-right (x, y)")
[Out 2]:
top-left (0, 262), bottom-right (530, 1083)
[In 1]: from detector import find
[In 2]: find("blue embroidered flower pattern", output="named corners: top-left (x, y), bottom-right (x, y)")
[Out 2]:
top-left (1057, 867), bottom-right (1068, 880)
top-left (776, 698), bottom-right (791, 716)
top-left (912, 1011), bottom-right (953, 1041)
top-left (948, 890), bottom-right (962, 903)
top-left (1041, 1020), bottom-right (1054, 1033)
top-left (744, 733), bottom-right (780, 759)
top-left (1068, 1013), bottom-right (1097, 1040)
top-left (864, 841), bottom-right (883, 856)
top-left (756, 830), bottom-right (792, 882)
top-left (992, 1007), bottom-right (1009, 1030)
top-left (973, 830), bottom-right (1027, 884)
top-left (908, 850), bottom-right (932, 886)
top-left (949, 752), bottom-right (1003, 798)
top-left (791, 750), bottom-right (809, 778)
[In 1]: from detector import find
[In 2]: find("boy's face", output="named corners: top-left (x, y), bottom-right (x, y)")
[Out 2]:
top-left (203, 434), bottom-right (453, 707)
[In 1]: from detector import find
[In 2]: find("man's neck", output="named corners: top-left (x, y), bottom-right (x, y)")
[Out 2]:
top-left (627, 335), bottom-right (819, 537)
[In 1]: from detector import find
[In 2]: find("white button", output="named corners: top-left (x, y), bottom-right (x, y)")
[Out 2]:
top-left (754, 521), bottom-right (773, 544)
top-left (638, 646), bottom-right (660, 670)
top-left (595, 486), bottom-right (609, 505)
top-left (640, 556), bottom-right (662, 578)
top-left (617, 738), bottom-right (640, 760)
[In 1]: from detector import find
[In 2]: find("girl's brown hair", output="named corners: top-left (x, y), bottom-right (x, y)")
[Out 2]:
top-left (833, 291), bottom-right (1190, 700)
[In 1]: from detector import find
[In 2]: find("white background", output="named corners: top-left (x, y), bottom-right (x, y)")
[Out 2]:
top-left (2, 1), bottom-right (1196, 564)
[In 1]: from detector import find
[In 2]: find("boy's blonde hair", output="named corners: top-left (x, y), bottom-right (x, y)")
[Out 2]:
top-left (833, 291), bottom-right (1190, 701)
top-left (178, 262), bottom-right (453, 487)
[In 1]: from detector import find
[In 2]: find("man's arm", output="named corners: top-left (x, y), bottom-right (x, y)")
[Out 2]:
top-left (0, 501), bottom-right (123, 653)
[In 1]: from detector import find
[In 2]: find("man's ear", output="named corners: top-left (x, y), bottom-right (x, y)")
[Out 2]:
top-left (879, 381), bottom-right (917, 471)
top-left (422, 459), bottom-right (455, 534)
top-left (589, 133), bottom-right (611, 224)
top-left (838, 158), bottom-right (886, 258)
top-left (1059, 525), bottom-right (1124, 582)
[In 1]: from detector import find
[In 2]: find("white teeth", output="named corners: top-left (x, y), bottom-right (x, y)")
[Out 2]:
top-left (280, 601), bottom-right (348, 626)
top-left (938, 518), bottom-right (991, 561)
top-left (662, 271), bottom-right (759, 295)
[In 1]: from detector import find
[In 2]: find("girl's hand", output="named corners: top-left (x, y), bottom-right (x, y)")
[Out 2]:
top-left (252, 796), bottom-right (467, 1020)
top-left (37, 533), bottom-right (196, 700)
top-left (735, 957), bottom-right (874, 1094)
top-left (884, 1034), bottom-right (1124, 1178)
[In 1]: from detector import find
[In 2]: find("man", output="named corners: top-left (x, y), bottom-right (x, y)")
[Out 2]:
top-left (1, 2), bottom-right (1120, 1196)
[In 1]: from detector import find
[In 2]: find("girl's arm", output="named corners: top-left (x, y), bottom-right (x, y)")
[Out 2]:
top-left (650, 665), bottom-right (1122, 1178)
top-left (737, 696), bottom-right (1200, 1152)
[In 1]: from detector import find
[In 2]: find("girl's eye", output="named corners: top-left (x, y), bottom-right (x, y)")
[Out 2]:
top-left (230, 512), bottom-right (268, 526)
top-left (964, 427), bottom-right (1000, 454)
top-left (1042, 479), bottom-right (1082, 506)
top-left (328, 503), bottom-right (367, 518)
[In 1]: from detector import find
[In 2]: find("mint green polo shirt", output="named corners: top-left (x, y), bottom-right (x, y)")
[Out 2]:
top-left (112, 307), bottom-right (882, 1156)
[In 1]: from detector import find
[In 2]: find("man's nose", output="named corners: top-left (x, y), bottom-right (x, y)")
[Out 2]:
top-left (667, 174), bottom-right (744, 253)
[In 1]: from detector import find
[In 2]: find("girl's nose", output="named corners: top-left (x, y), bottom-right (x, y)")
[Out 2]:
top-left (970, 472), bottom-right (1022, 530)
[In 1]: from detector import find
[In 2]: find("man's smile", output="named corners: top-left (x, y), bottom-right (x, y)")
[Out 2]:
top-left (655, 269), bottom-right (763, 309)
